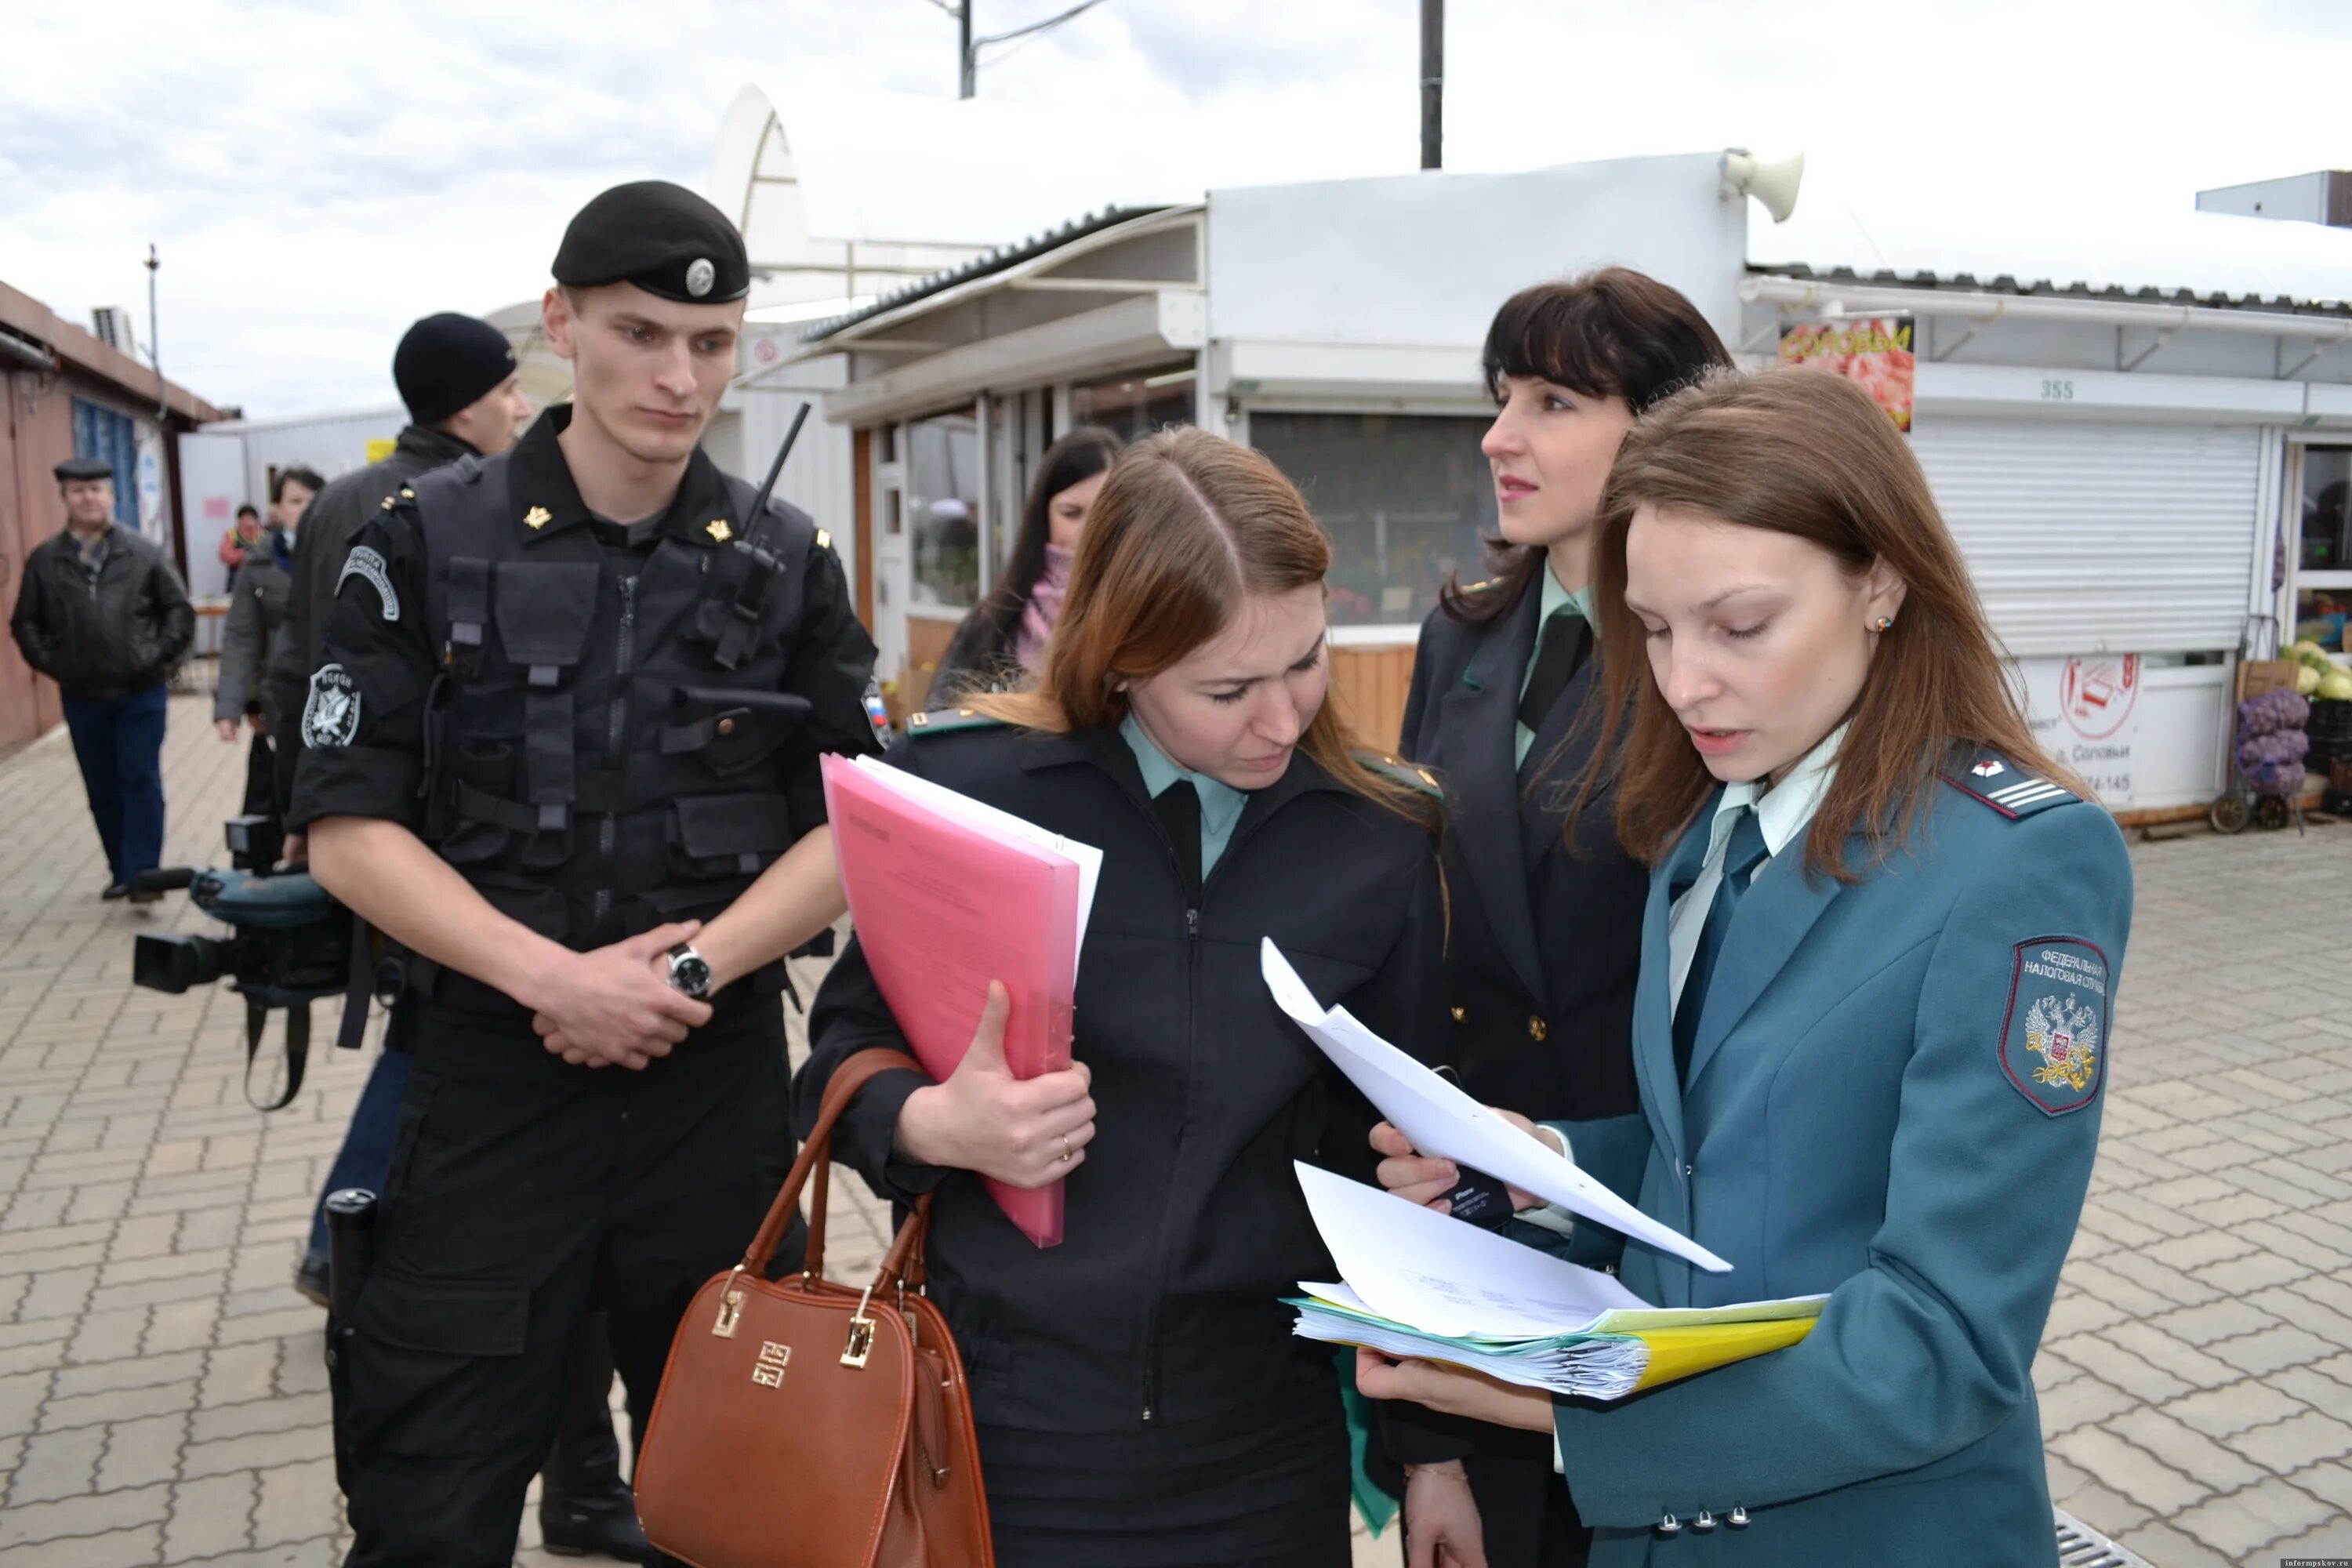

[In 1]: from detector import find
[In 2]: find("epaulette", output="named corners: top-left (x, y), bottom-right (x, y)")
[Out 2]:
top-left (1940, 750), bottom-right (2083, 820)
top-left (451, 455), bottom-right (485, 485)
top-left (377, 485), bottom-right (418, 514)
top-left (906, 707), bottom-right (1005, 736)
top-left (1358, 751), bottom-right (1443, 798)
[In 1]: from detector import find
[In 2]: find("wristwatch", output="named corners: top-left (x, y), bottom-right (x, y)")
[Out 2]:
top-left (666, 942), bottom-right (713, 999)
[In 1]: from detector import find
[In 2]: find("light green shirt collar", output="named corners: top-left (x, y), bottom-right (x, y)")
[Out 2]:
top-left (1537, 564), bottom-right (1597, 633)
top-left (1708, 721), bottom-right (1848, 863)
top-left (1120, 713), bottom-right (1249, 876)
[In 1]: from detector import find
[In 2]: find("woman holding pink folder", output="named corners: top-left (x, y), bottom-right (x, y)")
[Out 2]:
top-left (797, 426), bottom-right (1447, 1568)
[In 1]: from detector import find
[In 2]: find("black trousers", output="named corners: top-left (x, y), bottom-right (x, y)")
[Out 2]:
top-left (241, 728), bottom-right (276, 819)
top-left (339, 1007), bottom-right (795, 1567)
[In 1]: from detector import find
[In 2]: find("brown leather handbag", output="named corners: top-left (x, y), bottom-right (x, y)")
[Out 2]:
top-left (634, 1047), bottom-right (993, 1568)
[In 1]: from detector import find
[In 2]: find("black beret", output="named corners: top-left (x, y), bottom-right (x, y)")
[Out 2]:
top-left (394, 313), bottom-right (518, 426)
top-left (552, 180), bottom-right (750, 304)
top-left (55, 456), bottom-right (112, 482)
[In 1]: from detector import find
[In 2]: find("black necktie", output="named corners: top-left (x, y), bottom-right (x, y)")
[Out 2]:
top-left (1518, 610), bottom-right (1591, 734)
top-left (1153, 781), bottom-right (1203, 899)
top-left (1671, 808), bottom-right (1769, 1087)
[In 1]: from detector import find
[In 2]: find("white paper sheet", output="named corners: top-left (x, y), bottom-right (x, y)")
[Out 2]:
top-left (853, 755), bottom-right (1102, 981)
top-left (1265, 938), bottom-right (1734, 1273)
top-left (1294, 1162), bottom-right (1649, 1339)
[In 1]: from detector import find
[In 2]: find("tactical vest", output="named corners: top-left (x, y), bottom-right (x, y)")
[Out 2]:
top-left (406, 454), bottom-right (819, 952)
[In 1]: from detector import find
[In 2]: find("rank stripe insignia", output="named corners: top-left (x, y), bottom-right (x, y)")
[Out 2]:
top-left (1940, 755), bottom-right (2082, 820)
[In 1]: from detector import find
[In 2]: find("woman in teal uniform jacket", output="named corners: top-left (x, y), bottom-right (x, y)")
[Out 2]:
top-left (1358, 366), bottom-right (2134, 1567)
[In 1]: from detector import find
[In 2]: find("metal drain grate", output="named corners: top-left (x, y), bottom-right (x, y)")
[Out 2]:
top-left (2056, 1506), bottom-right (2157, 1568)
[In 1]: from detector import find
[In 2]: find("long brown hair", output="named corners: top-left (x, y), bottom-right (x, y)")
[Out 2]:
top-left (971, 426), bottom-right (1432, 825)
top-left (1583, 367), bottom-right (2082, 881)
top-left (1441, 267), bottom-right (1733, 624)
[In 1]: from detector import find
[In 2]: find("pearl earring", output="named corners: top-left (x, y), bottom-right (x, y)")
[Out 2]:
top-left (1873, 616), bottom-right (1894, 633)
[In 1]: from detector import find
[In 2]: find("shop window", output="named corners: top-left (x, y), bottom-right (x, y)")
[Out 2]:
top-left (906, 408), bottom-right (981, 611)
top-left (2297, 446), bottom-right (2352, 655)
top-left (71, 397), bottom-right (140, 529)
top-left (1073, 366), bottom-right (1194, 443)
top-left (1250, 412), bottom-right (1497, 628)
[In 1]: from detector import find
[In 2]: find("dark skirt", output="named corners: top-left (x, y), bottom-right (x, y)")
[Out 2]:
top-left (978, 1387), bottom-right (1353, 1568)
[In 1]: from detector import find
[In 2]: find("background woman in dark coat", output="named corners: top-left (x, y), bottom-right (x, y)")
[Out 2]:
top-left (797, 427), bottom-right (1443, 1568)
top-left (1387, 270), bottom-right (1731, 1568)
top-left (930, 425), bottom-right (1121, 702)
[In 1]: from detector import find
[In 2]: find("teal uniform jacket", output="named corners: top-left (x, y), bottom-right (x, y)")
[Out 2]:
top-left (1542, 757), bottom-right (2132, 1566)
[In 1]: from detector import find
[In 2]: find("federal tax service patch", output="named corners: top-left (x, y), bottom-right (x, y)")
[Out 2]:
top-left (1998, 936), bottom-right (2110, 1116)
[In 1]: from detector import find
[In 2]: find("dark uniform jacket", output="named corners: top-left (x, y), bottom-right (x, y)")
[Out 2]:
top-left (1399, 581), bottom-right (1645, 1124)
top-left (10, 524), bottom-right (194, 700)
top-left (214, 531), bottom-right (292, 722)
top-left (1383, 580), bottom-right (1649, 1489)
top-left (263, 424), bottom-right (477, 812)
top-left (1539, 762), bottom-right (2132, 1566)
top-left (288, 407), bottom-right (879, 1029)
top-left (796, 718), bottom-right (1443, 1435)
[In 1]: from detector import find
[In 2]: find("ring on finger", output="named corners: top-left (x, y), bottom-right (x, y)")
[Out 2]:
top-left (1057, 1133), bottom-right (1073, 1164)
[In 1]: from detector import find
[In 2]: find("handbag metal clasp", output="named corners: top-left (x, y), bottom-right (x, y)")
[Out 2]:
top-left (713, 1268), bottom-right (746, 1338)
top-left (842, 1283), bottom-right (877, 1369)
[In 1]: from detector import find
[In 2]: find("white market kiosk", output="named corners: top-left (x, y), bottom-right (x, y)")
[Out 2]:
top-left (791, 152), bottom-right (2352, 818)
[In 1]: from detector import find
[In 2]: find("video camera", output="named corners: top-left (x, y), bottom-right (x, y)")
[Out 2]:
top-left (130, 815), bottom-right (353, 1110)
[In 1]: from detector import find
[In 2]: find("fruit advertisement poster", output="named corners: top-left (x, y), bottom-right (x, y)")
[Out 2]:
top-left (1780, 316), bottom-right (1916, 432)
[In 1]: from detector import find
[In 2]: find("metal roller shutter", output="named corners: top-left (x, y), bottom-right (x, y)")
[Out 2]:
top-left (1909, 419), bottom-right (2261, 657)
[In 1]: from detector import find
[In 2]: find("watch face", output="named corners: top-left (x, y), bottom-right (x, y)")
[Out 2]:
top-left (672, 953), bottom-right (713, 997)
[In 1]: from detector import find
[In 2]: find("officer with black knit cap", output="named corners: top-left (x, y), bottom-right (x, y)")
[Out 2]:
top-left (263, 311), bottom-right (532, 825)
top-left (289, 180), bottom-right (881, 1566)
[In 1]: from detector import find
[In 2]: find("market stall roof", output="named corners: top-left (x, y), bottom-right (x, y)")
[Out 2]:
top-left (1753, 178), bottom-right (2352, 313)
top-left (714, 80), bottom-right (1197, 320)
top-left (797, 204), bottom-right (1186, 345)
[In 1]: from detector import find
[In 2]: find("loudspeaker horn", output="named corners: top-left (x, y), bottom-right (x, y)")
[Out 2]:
top-left (1720, 151), bottom-right (1806, 223)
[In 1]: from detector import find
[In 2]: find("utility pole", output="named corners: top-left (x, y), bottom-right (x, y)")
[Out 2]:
top-left (1420, 0), bottom-right (1443, 170)
top-left (144, 243), bottom-right (165, 422)
top-left (958, 2), bottom-right (975, 98)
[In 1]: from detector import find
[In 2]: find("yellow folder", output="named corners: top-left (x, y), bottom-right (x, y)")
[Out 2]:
top-left (1626, 1316), bottom-right (1818, 1391)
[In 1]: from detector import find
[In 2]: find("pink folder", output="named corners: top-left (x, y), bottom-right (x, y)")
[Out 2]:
top-left (821, 753), bottom-right (1088, 1247)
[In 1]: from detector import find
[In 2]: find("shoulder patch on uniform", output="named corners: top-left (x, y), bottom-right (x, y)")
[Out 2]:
top-left (906, 707), bottom-right (1005, 736)
top-left (1998, 936), bottom-right (2110, 1116)
top-left (862, 679), bottom-right (891, 746)
top-left (301, 664), bottom-right (362, 750)
top-left (335, 546), bottom-right (399, 622)
top-left (1356, 752), bottom-right (1443, 797)
top-left (1940, 751), bottom-right (2082, 820)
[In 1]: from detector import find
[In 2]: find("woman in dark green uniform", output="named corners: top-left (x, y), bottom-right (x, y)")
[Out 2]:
top-left (796, 426), bottom-right (1443, 1568)
top-left (1362, 368), bottom-right (2134, 1568)
top-left (1388, 269), bottom-right (1730, 1568)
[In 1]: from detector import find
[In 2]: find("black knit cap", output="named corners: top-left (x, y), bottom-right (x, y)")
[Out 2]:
top-left (54, 456), bottom-right (113, 482)
top-left (552, 180), bottom-right (750, 304)
top-left (393, 314), bottom-right (518, 426)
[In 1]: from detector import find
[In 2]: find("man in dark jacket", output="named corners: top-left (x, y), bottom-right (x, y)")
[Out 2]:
top-left (217, 466), bottom-right (321, 817)
top-left (11, 456), bottom-right (195, 899)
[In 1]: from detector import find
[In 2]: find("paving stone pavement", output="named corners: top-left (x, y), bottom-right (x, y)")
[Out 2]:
top-left (0, 695), bottom-right (2344, 1566)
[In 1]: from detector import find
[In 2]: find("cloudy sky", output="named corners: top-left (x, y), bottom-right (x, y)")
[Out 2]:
top-left (5, 0), bottom-right (2349, 417)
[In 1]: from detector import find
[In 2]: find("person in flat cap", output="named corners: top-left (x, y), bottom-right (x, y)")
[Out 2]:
top-left (9, 456), bottom-right (194, 899)
top-left (290, 180), bottom-right (879, 1566)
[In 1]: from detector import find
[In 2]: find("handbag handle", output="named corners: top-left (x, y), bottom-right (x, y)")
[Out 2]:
top-left (738, 1046), bottom-right (925, 1280)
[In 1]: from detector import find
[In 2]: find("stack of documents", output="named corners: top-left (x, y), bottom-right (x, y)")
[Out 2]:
top-left (1288, 1163), bottom-right (1824, 1400)
top-left (821, 754), bottom-right (1102, 1247)
top-left (1263, 940), bottom-right (1823, 1398)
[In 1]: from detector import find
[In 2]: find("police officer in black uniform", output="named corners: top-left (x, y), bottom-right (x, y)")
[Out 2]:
top-left (289, 180), bottom-right (883, 1566)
